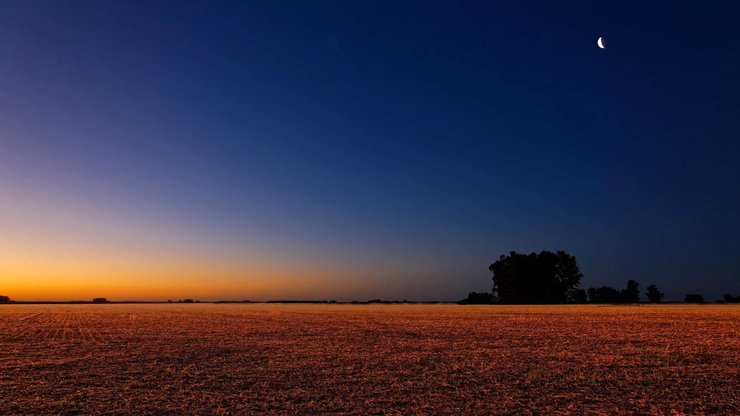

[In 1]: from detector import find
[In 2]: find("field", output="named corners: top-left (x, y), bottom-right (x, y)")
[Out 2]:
top-left (0, 304), bottom-right (738, 415)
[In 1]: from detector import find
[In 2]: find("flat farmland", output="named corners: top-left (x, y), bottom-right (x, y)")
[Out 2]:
top-left (0, 304), bottom-right (737, 415)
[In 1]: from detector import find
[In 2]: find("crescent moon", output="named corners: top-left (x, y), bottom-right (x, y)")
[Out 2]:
top-left (597, 37), bottom-right (605, 49)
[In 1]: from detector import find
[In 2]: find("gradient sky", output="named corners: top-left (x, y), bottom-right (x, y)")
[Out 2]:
top-left (1, 1), bottom-right (739, 301)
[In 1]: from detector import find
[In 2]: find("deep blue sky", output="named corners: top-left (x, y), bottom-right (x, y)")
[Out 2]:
top-left (1, 1), bottom-right (739, 300)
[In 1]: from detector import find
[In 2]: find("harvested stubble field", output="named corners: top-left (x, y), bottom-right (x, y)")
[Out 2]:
top-left (0, 304), bottom-right (738, 415)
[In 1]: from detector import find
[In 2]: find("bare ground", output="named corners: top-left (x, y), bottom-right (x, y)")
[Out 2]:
top-left (0, 304), bottom-right (737, 415)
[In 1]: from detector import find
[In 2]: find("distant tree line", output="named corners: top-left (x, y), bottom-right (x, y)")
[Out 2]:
top-left (0, 295), bottom-right (10, 303)
top-left (458, 292), bottom-right (493, 305)
top-left (586, 280), bottom-right (642, 303)
top-left (723, 294), bottom-right (740, 303)
top-left (459, 250), bottom-right (738, 305)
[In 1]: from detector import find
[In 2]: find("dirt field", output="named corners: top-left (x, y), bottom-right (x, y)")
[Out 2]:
top-left (0, 304), bottom-right (737, 415)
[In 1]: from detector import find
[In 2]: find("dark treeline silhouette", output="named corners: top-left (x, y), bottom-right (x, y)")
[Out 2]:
top-left (266, 300), bottom-right (338, 304)
top-left (586, 286), bottom-right (622, 303)
top-left (586, 280), bottom-right (641, 304)
top-left (459, 250), bottom-right (736, 305)
top-left (489, 251), bottom-right (583, 304)
top-left (0, 295), bottom-right (10, 303)
top-left (214, 300), bottom-right (256, 304)
top-left (723, 294), bottom-right (740, 303)
top-left (623, 280), bottom-right (640, 303)
top-left (458, 292), bottom-right (493, 305)
top-left (646, 285), bottom-right (664, 303)
top-left (684, 294), bottom-right (705, 304)
top-left (570, 289), bottom-right (588, 303)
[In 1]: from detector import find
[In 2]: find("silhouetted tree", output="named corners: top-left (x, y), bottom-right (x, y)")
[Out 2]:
top-left (723, 294), bottom-right (740, 303)
top-left (684, 294), bottom-right (705, 304)
top-left (589, 281), bottom-right (642, 303)
top-left (621, 280), bottom-right (640, 303)
top-left (646, 285), bottom-right (664, 303)
top-left (587, 286), bottom-right (622, 303)
top-left (92, 298), bottom-right (108, 303)
top-left (458, 292), bottom-right (493, 304)
top-left (489, 251), bottom-right (583, 304)
top-left (0, 295), bottom-right (10, 303)
top-left (570, 289), bottom-right (588, 304)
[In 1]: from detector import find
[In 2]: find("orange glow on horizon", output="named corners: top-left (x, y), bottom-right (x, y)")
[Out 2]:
top-left (1, 255), bottom-right (375, 301)
top-left (0, 182), bottom-right (386, 301)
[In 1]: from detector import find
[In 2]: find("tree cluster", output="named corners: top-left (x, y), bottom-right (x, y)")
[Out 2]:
top-left (684, 294), bottom-right (705, 304)
top-left (458, 292), bottom-right (493, 305)
top-left (646, 285), bottom-right (664, 303)
top-left (723, 294), bottom-right (740, 303)
top-left (0, 295), bottom-right (10, 303)
top-left (586, 280), bottom-right (642, 303)
top-left (475, 250), bottom-right (685, 304)
top-left (489, 251), bottom-right (583, 304)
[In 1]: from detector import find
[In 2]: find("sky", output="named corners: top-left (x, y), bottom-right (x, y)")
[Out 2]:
top-left (1, 1), bottom-right (739, 301)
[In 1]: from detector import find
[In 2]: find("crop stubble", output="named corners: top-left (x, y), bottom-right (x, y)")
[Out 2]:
top-left (0, 304), bottom-right (737, 415)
